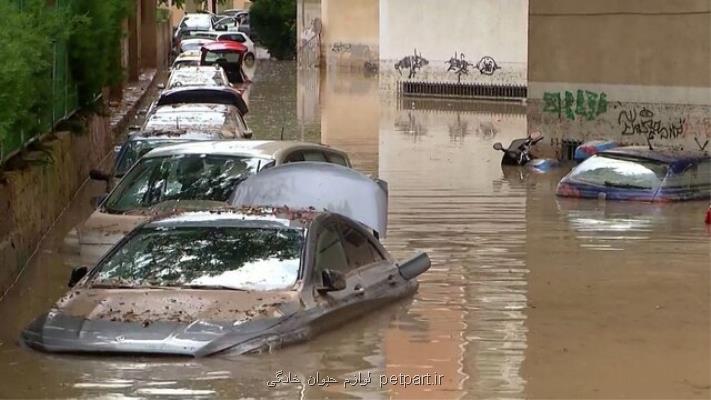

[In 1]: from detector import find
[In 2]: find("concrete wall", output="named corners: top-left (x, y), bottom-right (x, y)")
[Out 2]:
top-left (0, 117), bottom-right (108, 296)
top-left (529, 0), bottom-right (711, 102)
top-left (528, 0), bottom-right (711, 154)
top-left (321, 0), bottom-right (379, 71)
top-left (379, 0), bottom-right (528, 89)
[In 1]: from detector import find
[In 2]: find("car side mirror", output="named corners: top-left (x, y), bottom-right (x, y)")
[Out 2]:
top-left (68, 266), bottom-right (88, 288)
top-left (493, 142), bottom-right (504, 151)
top-left (317, 269), bottom-right (346, 293)
top-left (157, 83), bottom-right (165, 90)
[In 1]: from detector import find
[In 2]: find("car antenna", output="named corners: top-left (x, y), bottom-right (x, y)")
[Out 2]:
top-left (280, 126), bottom-right (285, 141)
top-left (646, 135), bottom-right (654, 151)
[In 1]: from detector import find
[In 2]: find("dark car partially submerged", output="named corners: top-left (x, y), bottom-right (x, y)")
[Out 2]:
top-left (557, 147), bottom-right (711, 202)
top-left (24, 165), bottom-right (429, 357)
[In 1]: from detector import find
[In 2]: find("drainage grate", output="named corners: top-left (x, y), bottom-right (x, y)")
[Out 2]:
top-left (399, 81), bottom-right (527, 101)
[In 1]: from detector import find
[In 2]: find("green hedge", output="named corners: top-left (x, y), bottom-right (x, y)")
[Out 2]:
top-left (250, 0), bottom-right (296, 60)
top-left (0, 0), bottom-right (133, 165)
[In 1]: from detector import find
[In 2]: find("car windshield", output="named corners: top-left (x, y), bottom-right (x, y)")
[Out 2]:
top-left (181, 15), bottom-right (212, 30)
top-left (90, 226), bottom-right (304, 291)
top-left (181, 41), bottom-right (209, 52)
top-left (115, 139), bottom-right (186, 177)
top-left (204, 50), bottom-right (243, 64)
top-left (168, 69), bottom-right (226, 88)
top-left (569, 155), bottom-right (668, 190)
top-left (104, 154), bottom-right (268, 213)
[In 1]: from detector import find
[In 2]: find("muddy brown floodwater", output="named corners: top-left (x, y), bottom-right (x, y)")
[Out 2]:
top-left (0, 61), bottom-right (709, 399)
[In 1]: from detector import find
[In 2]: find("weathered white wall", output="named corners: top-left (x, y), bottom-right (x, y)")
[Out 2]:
top-left (379, 0), bottom-right (528, 88)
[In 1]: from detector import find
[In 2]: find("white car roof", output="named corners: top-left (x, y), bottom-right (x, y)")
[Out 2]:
top-left (144, 140), bottom-right (342, 160)
top-left (144, 104), bottom-right (232, 132)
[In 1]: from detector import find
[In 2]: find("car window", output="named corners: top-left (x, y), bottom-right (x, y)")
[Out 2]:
top-left (569, 155), bottom-right (668, 190)
top-left (91, 226), bottom-right (304, 291)
top-left (284, 151), bottom-right (305, 163)
top-left (339, 221), bottom-right (385, 269)
top-left (104, 155), bottom-right (267, 213)
top-left (204, 50), bottom-right (242, 64)
top-left (303, 151), bottom-right (328, 162)
top-left (222, 34), bottom-right (245, 43)
top-left (313, 221), bottom-right (349, 277)
top-left (663, 161), bottom-right (711, 188)
top-left (326, 152), bottom-right (349, 167)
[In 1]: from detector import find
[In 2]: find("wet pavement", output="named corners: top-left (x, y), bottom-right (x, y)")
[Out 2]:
top-left (0, 61), bottom-right (708, 399)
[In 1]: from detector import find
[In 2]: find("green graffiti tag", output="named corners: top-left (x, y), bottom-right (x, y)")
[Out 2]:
top-left (543, 90), bottom-right (608, 120)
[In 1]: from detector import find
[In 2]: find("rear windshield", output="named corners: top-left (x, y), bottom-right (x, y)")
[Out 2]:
top-left (568, 155), bottom-right (668, 190)
top-left (91, 226), bottom-right (304, 291)
top-left (145, 110), bottom-right (229, 132)
top-left (104, 154), bottom-right (267, 213)
top-left (663, 160), bottom-right (711, 189)
top-left (204, 50), bottom-right (243, 64)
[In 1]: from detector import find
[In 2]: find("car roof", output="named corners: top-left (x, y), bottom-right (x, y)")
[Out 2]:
top-left (151, 103), bottom-right (232, 114)
top-left (143, 140), bottom-right (341, 160)
top-left (600, 146), bottom-right (710, 171)
top-left (144, 208), bottom-right (319, 230)
top-left (126, 131), bottom-right (225, 141)
top-left (168, 66), bottom-right (225, 84)
top-left (202, 41), bottom-right (248, 53)
top-left (180, 38), bottom-right (214, 45)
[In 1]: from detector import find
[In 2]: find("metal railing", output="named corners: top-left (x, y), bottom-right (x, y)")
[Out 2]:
top-left (399, 81), bottom-right (527, 102)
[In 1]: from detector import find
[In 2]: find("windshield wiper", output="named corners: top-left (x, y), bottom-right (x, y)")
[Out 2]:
top-left (603, 181), bottom-right (649, 190)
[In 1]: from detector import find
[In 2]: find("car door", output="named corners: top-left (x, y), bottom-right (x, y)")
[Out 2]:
top-left (310, 217), bottom-right (364, 306)
top-left (337, 217), bottom-right (395, 299)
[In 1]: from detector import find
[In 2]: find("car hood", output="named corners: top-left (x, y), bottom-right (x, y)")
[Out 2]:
top-left (79, 201), bottom-right (227, 245)
top-left (78, 211), bottom-right (145, 246)
top-left (22, 288), bottom-right (300, 357)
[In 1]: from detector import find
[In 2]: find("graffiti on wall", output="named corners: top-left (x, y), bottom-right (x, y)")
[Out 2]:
top-left (331, 42), bottom-right (351, 53)
top-left (445, 52), bottom-right (473, 83)
top-left (617, 107), bottom-right (686, 140)
top-left (395, 49), bottom-right (429, 79)
top-left (543, 90), bottom-right (608, 120)
top-left (475, 56), bottom-right (501, 75)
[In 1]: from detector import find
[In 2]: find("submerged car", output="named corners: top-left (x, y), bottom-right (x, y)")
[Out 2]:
top-left (25, 169), bottom-right (429, 357)
top-left (557, 147), bottom-right (711, 202)
top-left (200, 41), bottom-right (249, 86)
top-left (166, 66), bottom-right (229, 89)
top-left (88, 130), bottom-right (230, 188)
top-left (72, 141), bottom-right (352, 264)
top-left (187, 31), bottom-right (256, 65)
top-left (148, 86), bottom-right (249, 117)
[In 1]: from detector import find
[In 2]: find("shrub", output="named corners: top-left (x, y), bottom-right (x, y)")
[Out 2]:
top-left (68, 0), bottom-right (134, 106)
top-left (250, 0), bottom-right (296, 60)
top-left (0, 0), bottom-right (73, 147)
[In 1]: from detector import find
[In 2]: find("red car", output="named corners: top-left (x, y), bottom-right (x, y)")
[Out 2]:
top-left (200, 41), bottom-right (250, 89)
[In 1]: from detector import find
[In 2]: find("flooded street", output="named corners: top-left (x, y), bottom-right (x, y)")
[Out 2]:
top-left (0, 61), bottom-right (708, 399)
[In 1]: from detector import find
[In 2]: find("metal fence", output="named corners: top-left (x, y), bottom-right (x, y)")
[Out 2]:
top-left (399, 81), bottom-right (528, 102)
top-left (0, 0), bottom-right (80, 166)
